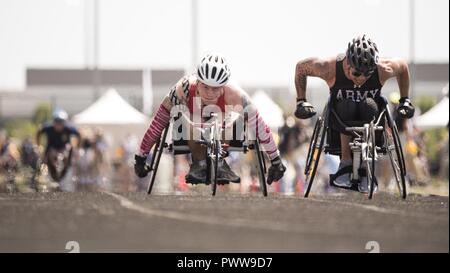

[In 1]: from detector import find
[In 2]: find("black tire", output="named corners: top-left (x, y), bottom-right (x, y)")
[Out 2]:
top-left (367, 122), bottom-right (377, 199)
top-left (305, 116), bottom-right (321, 173)
top-left (255, 140), bottom-right (268, 197)
top-left (385, 111), bottom-right (408, 199)
top-left (304, 114), bottom-right (327, 198)
top-left (210, 140), bottom-right (219, 196)
top-left (48, 160), bottom-right (61, 182)
top-left (147, 126), bottom-right (168, 195)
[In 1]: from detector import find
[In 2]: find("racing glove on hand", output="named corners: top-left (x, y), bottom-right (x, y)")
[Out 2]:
top-left (294, 99), bottom-right (316, 119)
top-left (134, 154), bottom-right (149, 178)
top-left (397, 97), bottom-right (415, 119)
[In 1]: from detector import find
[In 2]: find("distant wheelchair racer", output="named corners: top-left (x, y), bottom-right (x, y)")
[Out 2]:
top-left (36, 109), bottom-right (81, 182)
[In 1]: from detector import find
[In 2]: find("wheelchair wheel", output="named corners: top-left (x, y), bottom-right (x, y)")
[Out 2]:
top-left (305, 115), bottom-right (321, 172)
top-left (367, 122), bottom-right (377, 199)
top-left (385, 121), bottom-right (407, 199)
top-left (147, 126), bottom-right (169, 195)
top-left (210, 140), bottom-right (220, 196)
top-left (304, 115), bottom-right (327, 198)
top-left (254, 139), bottom-right (268, 197)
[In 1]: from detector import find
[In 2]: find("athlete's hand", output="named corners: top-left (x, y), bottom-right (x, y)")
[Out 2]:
top-left (134, 154), bottom-right (150, 178)
top-left (294, 99), bottom-right (316, 119)
top-left (397, 97), bottom-right (415, 119)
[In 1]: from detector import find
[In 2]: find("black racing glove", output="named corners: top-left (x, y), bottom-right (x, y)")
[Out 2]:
top-left (294, 99), bottom-right (316, 119)
top-left (134, 154), bottom-right (150, 178)
top-left (397, 97), bottom-right (415, 119)
top-left (267, 156), bottom-right (286, 185)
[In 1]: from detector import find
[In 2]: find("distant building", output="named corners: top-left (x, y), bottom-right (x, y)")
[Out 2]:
top-left (0, 63), bottom-right (448, 118)
top-left (0, 68), bottom-right (184, 118)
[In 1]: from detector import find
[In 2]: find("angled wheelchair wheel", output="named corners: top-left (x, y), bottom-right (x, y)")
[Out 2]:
top-left (147, 126), bottom-right (169, 195)
top-left (367, 122), bottom-right (377, 199)
top-left (210, 140), bottom-right (220, 196)
top-left (254, 139), bottom-right (268, 197)
top-left (304, 115), bottom-right (327, 198)
top-left (305, 115), bottom-right (321, 172)
top-left (384, 119), bottom-right (408, 199)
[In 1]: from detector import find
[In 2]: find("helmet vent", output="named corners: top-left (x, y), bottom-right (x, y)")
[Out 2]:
top-left (217, 68), bottom-right (224, 81)
top-left (205, 63), bottom-right (209, 78)
top-left (211, 67), bottom-right (217, 79)
top-left (197, 68), bottom-right (204, 80)
top-left (219, 76), bottom-right (229, 85)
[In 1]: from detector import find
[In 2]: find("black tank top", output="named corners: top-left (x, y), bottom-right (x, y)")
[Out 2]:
top-left (330, 54), bottom-right (383, 102)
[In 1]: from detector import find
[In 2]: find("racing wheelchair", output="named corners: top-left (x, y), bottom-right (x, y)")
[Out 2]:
top-left (303, 96), bottom-right (407, 199)
top-left (46, 145), bottom-right (73, 182)
top-left (145, 111), bottom-right (269, 196)
top-left (34, 144), bottom-right (73, 188)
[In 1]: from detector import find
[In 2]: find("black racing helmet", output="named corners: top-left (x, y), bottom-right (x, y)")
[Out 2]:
top-left (346, 34), bottom-right (379, 75)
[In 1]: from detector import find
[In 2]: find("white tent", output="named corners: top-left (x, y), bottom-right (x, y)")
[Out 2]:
top-left (73, 89), bottom-right (150, 152)
top-left (73, 88), bottom-right (149, 125)
top-left (415, 96), bottom-right (449, 130)
top-left (251, 90), bottom-right (284, 129)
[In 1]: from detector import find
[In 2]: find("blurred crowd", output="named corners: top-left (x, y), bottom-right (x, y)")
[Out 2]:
top-left (0, 96), bottom-right (448, 194)
top-left (0, 124), bottom-right (144, 193)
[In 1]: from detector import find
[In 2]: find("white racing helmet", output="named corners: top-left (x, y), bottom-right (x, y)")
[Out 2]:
top-left (196, 53), bottom-right (231, 87)
top-left (52, 109), bottom-right (68, 122)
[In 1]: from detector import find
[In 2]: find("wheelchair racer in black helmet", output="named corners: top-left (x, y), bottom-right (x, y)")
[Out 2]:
top-left (294, 34), bottom-right (415, 193)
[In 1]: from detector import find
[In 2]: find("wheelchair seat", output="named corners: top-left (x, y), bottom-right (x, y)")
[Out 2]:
top-left (303, 95), bottom-right (408, 199)
top-left (324, 96), bottom-right (389, 156)
top-left (169, 116), bottom-right (251, 155)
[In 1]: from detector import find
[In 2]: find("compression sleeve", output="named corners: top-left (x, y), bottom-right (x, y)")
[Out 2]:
top-left (138, 104), bottom-right (171, 156)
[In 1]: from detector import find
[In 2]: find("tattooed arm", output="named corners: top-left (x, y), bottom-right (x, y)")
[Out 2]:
top-left (379, 58), bottom-right (414, 118)
top-left (294, 57), bottom-right (335, 100)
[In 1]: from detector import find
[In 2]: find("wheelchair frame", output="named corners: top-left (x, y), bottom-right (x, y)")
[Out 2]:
top-left (145, 112), bottom-right (268, 196)
top-left (303, 96), bottom-right (407, 199)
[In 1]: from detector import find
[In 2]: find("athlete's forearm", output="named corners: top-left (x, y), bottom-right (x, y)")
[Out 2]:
top-left (247, 109), bottom-right (279, 160)
top-left (138, 104), bottom-right (171, 156)
top-left (397, 62), bottom-right (410, 98)
top-left (295, 60), bottom-right (309, 99)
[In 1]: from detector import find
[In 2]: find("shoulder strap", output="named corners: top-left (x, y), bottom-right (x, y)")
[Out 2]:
top-left (187, 77), bottom-right (198, 114)
top-left (335, 54), bottom-right (346, 82)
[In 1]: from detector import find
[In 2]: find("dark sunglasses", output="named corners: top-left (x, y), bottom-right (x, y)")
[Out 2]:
top-left (351, 67), bottom-right (375, 77)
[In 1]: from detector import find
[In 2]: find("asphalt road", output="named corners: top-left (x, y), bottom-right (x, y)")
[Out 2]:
top-left (0, 187), bottom-right (448, 253)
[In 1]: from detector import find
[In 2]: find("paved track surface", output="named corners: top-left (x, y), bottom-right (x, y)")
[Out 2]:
top-left (0, 188), bottom-right (448, 252)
